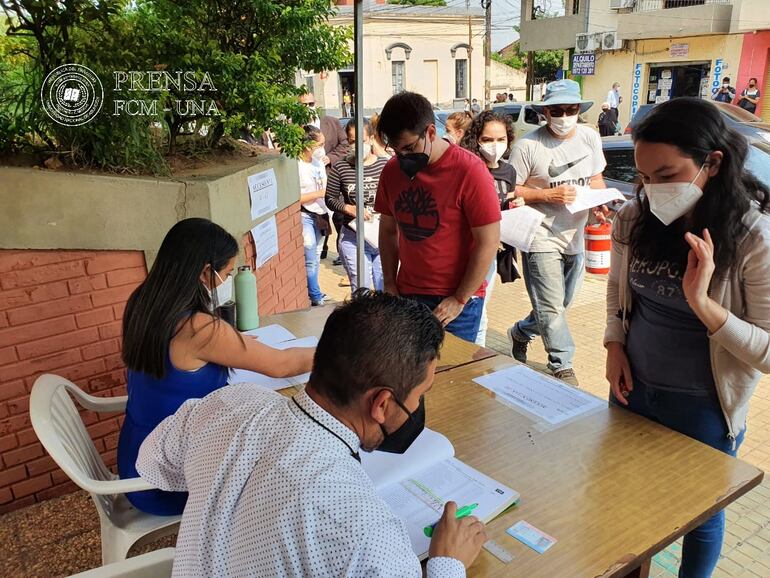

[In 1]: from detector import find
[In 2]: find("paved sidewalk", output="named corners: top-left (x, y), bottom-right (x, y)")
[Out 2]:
top-left (316, 246), bottom-right (770, 578)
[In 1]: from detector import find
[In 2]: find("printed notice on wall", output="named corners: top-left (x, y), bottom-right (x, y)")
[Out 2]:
top-left (248, 168), bottom-right (278, 221)
top-left (251, 216), bottom-right (278, 268)
top-left (474, 365), bottom-right (605, 425)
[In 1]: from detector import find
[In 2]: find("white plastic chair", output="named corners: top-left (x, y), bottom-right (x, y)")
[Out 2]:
top-left (30, 374), bottom-right (180, 565)
top-left (67, 548), bottom-right (175, 577)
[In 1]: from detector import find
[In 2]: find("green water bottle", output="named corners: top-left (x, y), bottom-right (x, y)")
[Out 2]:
top-left (235, 265), bottom-right (259, 331)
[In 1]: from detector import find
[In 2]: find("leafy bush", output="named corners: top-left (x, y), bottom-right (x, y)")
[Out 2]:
top-left (0, 0), bottom-right (351, 173)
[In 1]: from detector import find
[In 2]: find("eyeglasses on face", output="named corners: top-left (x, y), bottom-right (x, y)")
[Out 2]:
top-left (301, 101), bottom-right (316, 108)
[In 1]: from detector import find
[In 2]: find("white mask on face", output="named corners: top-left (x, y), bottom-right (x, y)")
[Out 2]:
top-left (548, 114), bottom-right (578, 137)
top-left (643, 164), bottom-right (706, 226)
top-left (479, 141), bottom-right (508, 164)
top-left (206, 270), bottom-right (233, 310)
top-left (312, 146), bottom-right (326, 161)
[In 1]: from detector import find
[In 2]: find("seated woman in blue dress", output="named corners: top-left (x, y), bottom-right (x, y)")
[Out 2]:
top-left (117, 218), bottom-right (315, 516)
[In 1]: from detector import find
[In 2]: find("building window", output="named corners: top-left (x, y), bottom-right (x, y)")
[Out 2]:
top-left (572, 0), bottom-right (580, 15)
top-left (392, 61), bottom-right (405, 94)
top-left (455, 59), bottom-right (468, 99)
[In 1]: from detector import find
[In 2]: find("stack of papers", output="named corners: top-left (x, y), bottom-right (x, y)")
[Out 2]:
top-left (228, 324), bottom-right (318, 390)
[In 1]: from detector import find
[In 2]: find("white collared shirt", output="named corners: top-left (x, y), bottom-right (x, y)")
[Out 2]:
top-left (607, 89), bottom-right (620, 109)
top-left (137, 385), bottom-right (465, 578)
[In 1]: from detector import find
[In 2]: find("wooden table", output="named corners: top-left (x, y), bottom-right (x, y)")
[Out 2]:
top-left (265, 305), bottom-right (497, 373)
top-left (428, 356), bottom-right (764, 578)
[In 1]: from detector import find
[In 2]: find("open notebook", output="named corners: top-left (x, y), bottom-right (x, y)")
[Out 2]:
top-left (360, 428), bottom-right (519, 560)
top-left (228, 324), bottom-right (318, 390)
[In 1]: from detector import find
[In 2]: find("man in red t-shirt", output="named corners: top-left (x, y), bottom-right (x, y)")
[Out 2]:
top-left (374, 92), bottom-right (501, 342)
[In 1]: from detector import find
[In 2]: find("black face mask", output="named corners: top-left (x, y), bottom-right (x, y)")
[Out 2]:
top-left (377, 395), bottom-right (425, 454)
top-left (396, 131), bottom-right (432, 180)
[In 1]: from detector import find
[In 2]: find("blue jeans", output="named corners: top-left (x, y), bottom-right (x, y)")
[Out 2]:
top-left (301, 212), bottom-right (324, 302)
top-left (404, 294), bottom-right (484, 343)
top-left (512, 251), bottom-right (584, 372)
top-left (615, 380), bottom-right (745, 578)
top-left (338, 226), bottom-right (383, 292)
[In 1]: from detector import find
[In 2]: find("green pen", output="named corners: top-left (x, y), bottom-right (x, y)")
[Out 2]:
top-left (423, 503), bottom-right (479, 538)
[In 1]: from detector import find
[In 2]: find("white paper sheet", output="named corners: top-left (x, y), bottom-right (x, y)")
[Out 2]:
top-left (228, 335), bottom-right (318, 390)
top-left (242, 324), bottom-right (296, 346)
top-left (248, 168), bottom-right (278, 220)
top-left (251, 216), bottom-right (278, 268)
top-left (499, 206), bottom-right (545, 252)
top-left (347, 214), bottom-right (380, 249)
top-left (361, 428), bottom-right (455, 490)
top-left (474, 364), bottom-right (606, 425)
top-left (565, 186), bottom-right (626, 214)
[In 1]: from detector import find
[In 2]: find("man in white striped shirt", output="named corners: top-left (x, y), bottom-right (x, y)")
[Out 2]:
top-left (137, 291), bottom-right (486, 577)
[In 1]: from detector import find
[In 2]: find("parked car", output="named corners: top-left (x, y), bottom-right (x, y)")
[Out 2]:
top-left (341, 112), bottom-right (448, 139)
top-left (602, 133), bottom-right (770, 201)
top-left (624, 101), bottom-right (768, 138)
top-left (490, 102), bottom-right (544, 141)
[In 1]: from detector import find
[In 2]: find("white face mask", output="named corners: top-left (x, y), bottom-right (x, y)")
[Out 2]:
top-left (643, 164), bottom-right (706, 226)
top-left (206, 270), bottom-right (233, 309)
top-left (479, 141), bottom-right (508, 164)
top-left (312, 146), bottom-right (326, 161)
top-left (549, 114), bottom-right (578, 137)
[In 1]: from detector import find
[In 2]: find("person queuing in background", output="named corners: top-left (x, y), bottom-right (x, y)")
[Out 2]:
top-left (737, 77), bottom-right (761, 114)
top-left (369, 113), bottom-right (393, 159)
top-left (605, 98), bottom-right (770, 578)
top-left (598, 102), bottom-right (616, 137)
top-left (471, 98), bottom-right (481, 116)
top-left (445, 111), bottom-right (473, 145)
top-left (375, 91), bottom-right (501, 343)
top-left (117, 218), bottom-right (315, 516)
top-left (712, 76), bottom-right (736, 104)
top-left (463, 98), bottom-right (470, 112)
top-left (325, 118), bottom-right (388, 292)
top-left (606, 81), bottom-right (622, 127)
top-left (137, 291), bottom-right (487, 577)
top-left (460, 110), bottom-right (523, 346)
top-left (298, 126), bottom-right (330, 307)
top-left (506, 79), bottom-right (608, 386)
top-left (299, 91), bottom-right (348, 265)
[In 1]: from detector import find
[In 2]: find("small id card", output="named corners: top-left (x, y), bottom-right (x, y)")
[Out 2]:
top-left (506, 520), bottom-right (557, 554)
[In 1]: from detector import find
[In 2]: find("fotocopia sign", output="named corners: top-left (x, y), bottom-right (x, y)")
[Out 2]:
top-left (41, 64), bottom-right (220, 126)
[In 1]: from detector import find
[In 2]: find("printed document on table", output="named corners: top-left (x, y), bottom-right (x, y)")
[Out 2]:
top-left (242, 324), bottom-right (296, 346)
top-left (229, 336), bottom-right (318, 390)
top-left (499, 206), bottom-right (546, 252)
top-left (565, 186), bottom-right (625, 214)
top-left (474, 365), bottom-right (606, 425)
top-left (347, 215), bottom-right (380, 249)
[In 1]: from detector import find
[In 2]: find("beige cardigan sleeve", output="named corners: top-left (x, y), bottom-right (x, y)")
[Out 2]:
top-left (710, 222), bottom-right (770, 373)
top-left (604, 202), bottom-right (638, 346)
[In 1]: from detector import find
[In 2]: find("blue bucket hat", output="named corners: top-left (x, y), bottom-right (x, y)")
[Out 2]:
top-left (533, 79), bottom-right (593, 113)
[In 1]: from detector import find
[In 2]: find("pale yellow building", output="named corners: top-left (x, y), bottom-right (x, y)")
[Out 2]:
top-left (303, 2), bottom-right (486, 114)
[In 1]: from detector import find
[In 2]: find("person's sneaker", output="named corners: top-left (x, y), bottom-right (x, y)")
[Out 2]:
top-left (320, 248), bottom-right (328, 260)
top-left (332, 257), bottom-right (342, 266)
top-left (310, 294), bottom-right (327, 307)
top-left (553, 368), bottom-right (579, 387)
top-left (507, 327), bottom-right (529, 363)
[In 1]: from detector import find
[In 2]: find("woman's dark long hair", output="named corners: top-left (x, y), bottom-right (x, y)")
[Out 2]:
top-left (629, 97), bottom-right (769, 275)
top-left (460, 110), bottom-right (514, 159)
top-left (122, 218), bottom-right (239, 378)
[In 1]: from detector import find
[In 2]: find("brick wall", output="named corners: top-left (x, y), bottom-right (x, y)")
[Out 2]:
top-left (0, 250), bottom-right (146, 513)
top-left (0, 205), bottom-right (307, 512)
top-left (243, 202), bottom-right (311, 316)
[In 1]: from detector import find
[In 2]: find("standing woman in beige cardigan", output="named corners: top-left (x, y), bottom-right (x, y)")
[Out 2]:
top-left (604, 98), bottom-right (770, 578)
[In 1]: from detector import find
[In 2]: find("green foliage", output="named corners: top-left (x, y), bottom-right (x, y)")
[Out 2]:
top-left (494, 40), bottom-right (563, 83)
top-left (0, 0), bottom-right (352, 172)
top-left (388, 0), bottom-right (447, 6)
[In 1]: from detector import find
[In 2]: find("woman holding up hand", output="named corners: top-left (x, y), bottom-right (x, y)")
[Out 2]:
top-left (604, 97), bottom-right (770, 578)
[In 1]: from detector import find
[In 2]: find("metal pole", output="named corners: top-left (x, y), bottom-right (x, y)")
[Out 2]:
top-left (467, 0), bottom-right (472, 104)
top-left (483, 0), bottom-right (491, 108)
top-left (354, 0), bottom-right (365, 288)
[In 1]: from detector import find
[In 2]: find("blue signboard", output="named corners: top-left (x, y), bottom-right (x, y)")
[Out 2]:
top-left (572, 53), bottom-right (595, 76)
top-left (631, 63), bottom-right (642, 117)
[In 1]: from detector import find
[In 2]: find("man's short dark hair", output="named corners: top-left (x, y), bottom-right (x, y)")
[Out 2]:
top-left (377, 92), bottom-right (435, 145)
top-left (724, 77), bottom-right (731, 83)
top-left (309, 290), bottom-right (444, 406)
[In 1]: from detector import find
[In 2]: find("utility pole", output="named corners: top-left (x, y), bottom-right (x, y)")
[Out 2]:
top-left (526, 51), bottom-right (534, 101)
top-left (482, 0), bottom-right (491, 108)
top-left (467, 0), bottom-right (472, 104)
